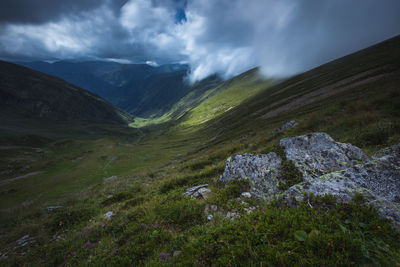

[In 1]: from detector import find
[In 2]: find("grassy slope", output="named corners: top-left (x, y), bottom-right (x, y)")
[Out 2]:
top-left (131, 69), bottom-right (268, 128)
top-left (1, 36), bottom-right (400, 266)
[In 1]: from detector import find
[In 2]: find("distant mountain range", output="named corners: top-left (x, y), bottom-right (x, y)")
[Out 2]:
top-left (15, 61), bottom-right (200, 117)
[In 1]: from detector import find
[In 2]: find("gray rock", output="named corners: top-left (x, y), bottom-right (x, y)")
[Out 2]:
top-left (185, 184), bottom-right (211, 199)
top-left (275, 120), bottom-right (299, 132)
top-left (280, 132), bottom-right (368, 180)
top-left (104, 211), bottom-right (113, 219)
top-left (285, 144), bottom-right (400, 229)
top-left (46, 206), bottom-right (62, 211)
top-left (173, 250), bottom-right (181, 257)
top-left (220, 153), bottom-right (282, 199)
top-left (207, 214), bottom-right (213, 220)
top-left (244, 206), bottom-right (256, 214)
top-left (226, 211), bottom-right (240, 220)
top-left (72, 157), bottom-right (83, 163)
top-left (15, 235), bottom-right (35, 248)
top-left (205, 204), bottom-right (218, 214)
top-left (241, 192), bottom-right (252, 198)
top-left (220, 132), bottom-right (400, 230)
top-left (104, 176), bottom-right (118, 182)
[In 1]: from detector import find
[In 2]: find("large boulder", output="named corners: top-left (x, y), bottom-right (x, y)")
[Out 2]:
top-left (280, 132), bottom-right (368, 180)
top-left (220, 133), bottom-right (400, 230)
top-left (219, 153), bottom-right (282, 199)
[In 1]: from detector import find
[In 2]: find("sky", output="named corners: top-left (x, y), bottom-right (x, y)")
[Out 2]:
top-left (0, 0), bottom-right (399, 81)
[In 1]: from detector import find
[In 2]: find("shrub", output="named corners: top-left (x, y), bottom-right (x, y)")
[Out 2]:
top-left (214, 179), bottom-right (250, 205)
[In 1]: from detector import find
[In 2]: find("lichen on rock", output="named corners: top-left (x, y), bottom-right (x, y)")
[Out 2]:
top-left (220, 132), bottom-right (400, 230)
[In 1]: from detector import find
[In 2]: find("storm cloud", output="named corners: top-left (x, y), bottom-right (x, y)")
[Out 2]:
top-left (0, 0), bottom-right (399, 81)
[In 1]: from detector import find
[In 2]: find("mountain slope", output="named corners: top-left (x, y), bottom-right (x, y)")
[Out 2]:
top-left (199, 34), bottom-right (400, 146)
top-left (0, 60), bottom-right (131, 133)
top-left (16, 61), bottom-right (194, 116)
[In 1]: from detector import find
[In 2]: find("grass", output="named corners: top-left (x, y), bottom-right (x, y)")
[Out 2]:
top-left (1, 36), bottom-right (400, 266)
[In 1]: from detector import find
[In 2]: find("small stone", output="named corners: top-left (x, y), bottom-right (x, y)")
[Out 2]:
top-left (185, 184), bottom-right (211, 199)
top-left (104, 176), bottom-right (117, 182)
top-left (226, 211), bottom-right (240, 220)
top-left (173, 250), bottom-right (181, 257)
top-left (205, 204), bottom-right (218, 214)
top-left (46, 206), bottom-right (62, 211)
top-left (104, 211), bottom-right (113, 219)
top-left (15, 235), bottom-right (35, 248)
top-left (241, 192), bottom-right (252, 198)
top-left (72, 157), bottom-right (83, 163)
top-left (244, 206), bottom-right (256, 214)
top-left (207, 214), bottom-right (213, 220)
top-left (275, 120), bottom-right (299, 132)
top-left (197, 187), bottom-right (211, 199)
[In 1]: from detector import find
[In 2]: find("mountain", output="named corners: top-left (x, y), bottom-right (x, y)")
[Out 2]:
top-left (0, 60), bottom-right (132, 136)
top-left (1, 36), bottom-right (400, 266)
top-left (15, 60), bottom-right (198, 117)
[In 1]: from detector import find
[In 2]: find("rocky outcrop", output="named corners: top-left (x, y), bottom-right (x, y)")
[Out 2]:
top-left (220, 132), bottom-right (400, 230)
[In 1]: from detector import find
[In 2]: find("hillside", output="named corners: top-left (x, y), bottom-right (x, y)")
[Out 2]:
top-left (0, 61), bottom-right (134, 137)
top-left (1, 36), bottom-right (400, 266)
top-left (15, 61), bottom-right (200, 117)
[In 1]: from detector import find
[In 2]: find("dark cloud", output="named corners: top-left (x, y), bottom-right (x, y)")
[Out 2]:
top-left (0, 0), bottom-right (399, 80)
top-left (0, 0), bottom-right (109, 24)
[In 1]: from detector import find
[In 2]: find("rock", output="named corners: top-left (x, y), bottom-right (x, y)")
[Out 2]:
top-left (15, 235), bottom-right (35, 248)
top-left (207, 214), bottom-right (213, 220)
top-left (185, 184), bottom-right (211, 199)
top-left (205, 204), bottom-right (218, 214)
top-left (244, 206), bottom-right (256, 214)
top-left (226, 211), bottom-right (240, 220)
top-left (104, 176), bottom-right (117, 182)
top-left (275, 120), bottom-right (299, 132)
top-left (220, 132), bottom-right (400, 230)
top-left (220, 153), bottom-right (282, 199)
top-left (280, 132), bottom-right (368, 180)
top-left (104, 211), bottom-right (113, 219)
top-left (197, 187), bottom-right (211, 199)
top-left (0, 251), bottom-right (8, 260)
top-left (285, 143), bottom-right (400, 229)
top-left (241, 192), bottom-right (252, 198)
top-left (46, 206), bottom-right (62, 211)
top-left (173, 250), bottom-right (181, 257)
top-left (72, 157), bottom-right (83, 163)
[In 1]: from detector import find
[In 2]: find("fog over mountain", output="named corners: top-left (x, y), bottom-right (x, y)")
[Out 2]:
top-left (0, 0), bottom-right (399, 81)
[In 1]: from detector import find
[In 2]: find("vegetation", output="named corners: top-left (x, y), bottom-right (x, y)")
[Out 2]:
top-left (1, 36), bottom-right (400, 266)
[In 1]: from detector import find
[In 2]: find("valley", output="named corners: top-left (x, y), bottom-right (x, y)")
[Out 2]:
top-left (0, 35), bottom-right (399, 266)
